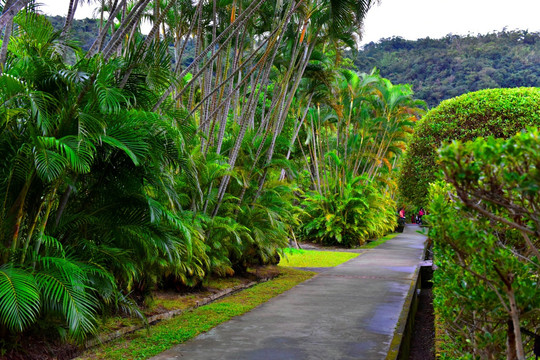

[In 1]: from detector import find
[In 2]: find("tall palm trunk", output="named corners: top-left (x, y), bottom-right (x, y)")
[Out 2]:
top-left (61, 0), bottom-right (79, 36)
top-left (279, 94), bottom-right (312, 181)
top-left (0, 0), bottom-right (16, 71)
top-left (0, 0), bottom-right (31, 29)
top-left (87, 0), bottom-right (124, 56)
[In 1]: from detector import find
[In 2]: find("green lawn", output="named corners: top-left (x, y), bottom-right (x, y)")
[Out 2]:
top-left (278, 248), bottom-right (359, 267)
top-left (360, 233), bottom-right (399, 249)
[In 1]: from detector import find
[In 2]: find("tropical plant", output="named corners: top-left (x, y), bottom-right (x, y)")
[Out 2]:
top-left (300, 175), bottom-right (396, 247)
top-left (294, 64), bottom-right (423, 247)
top-left (0, 11), bottom-right (193, 341)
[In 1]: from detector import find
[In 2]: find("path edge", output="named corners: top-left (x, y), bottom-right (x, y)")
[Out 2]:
top-left (83, 276), bottom-right (277, 349)
top-left (385, 234), bottom-right (428, 360)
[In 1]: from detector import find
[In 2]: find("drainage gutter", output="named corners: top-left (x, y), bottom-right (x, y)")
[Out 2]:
top-left (385, 239), bottom-right (430, 360)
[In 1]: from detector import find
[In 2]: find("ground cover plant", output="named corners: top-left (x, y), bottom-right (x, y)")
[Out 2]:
top-left (398, 87), bottom-right (540, 207)
top-left (428, 128), bottom-right (540, 359)
top-left (278, 248), bottom-right (358, 267)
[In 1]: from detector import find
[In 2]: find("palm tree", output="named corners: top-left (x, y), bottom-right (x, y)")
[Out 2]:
top-left (0, 12), bottom-right (196, 341)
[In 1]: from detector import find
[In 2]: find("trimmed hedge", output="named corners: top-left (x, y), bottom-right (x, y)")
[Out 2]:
top-left (398, 87), bottom-right (540, 206)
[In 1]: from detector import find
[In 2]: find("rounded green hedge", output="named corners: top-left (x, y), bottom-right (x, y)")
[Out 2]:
top-left (398, 87), bottom-right (540, 206)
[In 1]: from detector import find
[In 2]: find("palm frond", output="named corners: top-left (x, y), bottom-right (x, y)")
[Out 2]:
top-left (0, 266), bottom-right (40, 332)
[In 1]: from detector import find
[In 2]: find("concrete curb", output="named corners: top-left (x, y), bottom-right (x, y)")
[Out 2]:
top-left (84, 276), bottom-right (276, 349)
top-left (385, 238), bottom-right (429, 360)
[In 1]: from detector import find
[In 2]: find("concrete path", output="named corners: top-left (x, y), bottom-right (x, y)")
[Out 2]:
top-left (151, 225), bottom-right (427, 360)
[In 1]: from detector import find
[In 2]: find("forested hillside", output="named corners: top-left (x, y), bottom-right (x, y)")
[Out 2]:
top-left (48, 15), bottom-right (100, 50)
top-left (355, 31), bottom-right (540, 107)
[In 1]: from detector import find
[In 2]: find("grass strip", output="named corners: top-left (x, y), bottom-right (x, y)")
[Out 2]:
top-left (278, 249), bottom-right (358, 267)
top-left (360, 233), bottom-right (398, 249)
top-left (78, 267), bottom-right (315, 360)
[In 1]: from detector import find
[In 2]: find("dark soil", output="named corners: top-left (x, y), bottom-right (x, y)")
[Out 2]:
top-left (0, 335), bottom-right (79, 360)
top-left (408, 288), bottom-right (435, 360)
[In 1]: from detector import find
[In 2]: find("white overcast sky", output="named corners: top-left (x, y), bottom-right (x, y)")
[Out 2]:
top-left (40, 0), bottom-right (540, 45)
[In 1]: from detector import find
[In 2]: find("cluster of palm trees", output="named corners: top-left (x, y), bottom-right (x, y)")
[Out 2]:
top-left (297, 67), bottom-right (424, 246)
top-left (0, 0), bottom-right (422, 344)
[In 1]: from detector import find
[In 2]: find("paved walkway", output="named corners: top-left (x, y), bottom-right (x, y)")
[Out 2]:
top-left (151, 225), bottom-right (427, 360)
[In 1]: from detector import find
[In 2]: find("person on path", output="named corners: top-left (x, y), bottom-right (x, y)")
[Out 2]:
top-left (418, 208), bottom-right (425, 225)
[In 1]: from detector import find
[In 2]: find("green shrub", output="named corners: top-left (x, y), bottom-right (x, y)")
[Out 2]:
top-left (428, 128), bottom-right (540, 359)
top-left (299, 177), bottom-right (396, 248)
top-left (399, 87), bottom-right (540, 206)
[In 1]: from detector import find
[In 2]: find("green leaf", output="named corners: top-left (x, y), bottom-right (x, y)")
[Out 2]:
top-left (0, 266), bottom-right (40, 332)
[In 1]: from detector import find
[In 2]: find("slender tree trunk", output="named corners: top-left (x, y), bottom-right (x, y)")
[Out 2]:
top-left (279, 95), bottom-right (312, 181)
top-left (0, 16), bottom-right (13, 72)
top-left (20, 198), bottom-right (46, 264)
top-left (0, 0), bottom-right (15, 71)
top-left (153, 0), bottom-right (160, 42)
top-left (214, 32), bottom-right (240, 155)
top-left (506, 288), bottom-right (525, 360)
top-left (0, 0), bottom-right (31, 29)
top-left (32, 185), bottom-right (58, 268)
top-left (87, 0), bottom-right (123, 56)
top-left (61, 0), bottom-right (79, 36)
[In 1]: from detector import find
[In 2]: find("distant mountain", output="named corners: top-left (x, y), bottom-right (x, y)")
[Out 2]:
top-left (48, 16), bottom-right (101, 51)
top-left (355, 31), bottom-right (540, 107)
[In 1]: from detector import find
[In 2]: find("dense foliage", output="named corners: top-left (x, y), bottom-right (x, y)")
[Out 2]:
top-left (428, 128), bottom-right (540, 359)
top-left (398, 87), bottom-right (540, 207)
top-left (0, 0), bottom-right (419, 347)
top-left (296, 70), bottom-right (424, 247)
top-left (355, 31), bottom-right (540, 107)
